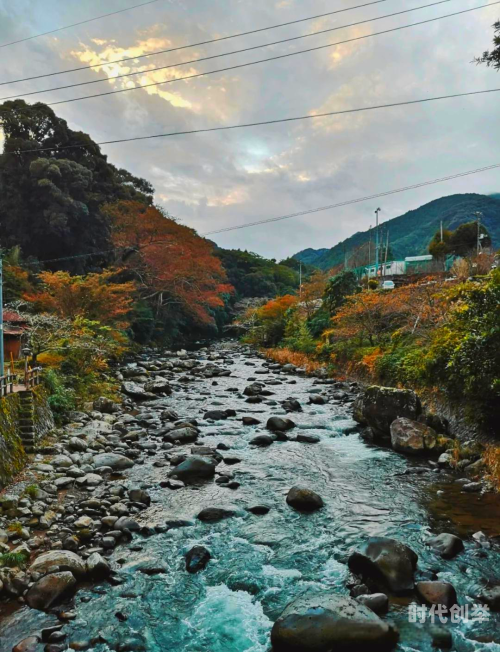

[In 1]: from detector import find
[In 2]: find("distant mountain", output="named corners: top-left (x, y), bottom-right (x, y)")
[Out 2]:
top-left (293, 194), bottom-right (500, 270)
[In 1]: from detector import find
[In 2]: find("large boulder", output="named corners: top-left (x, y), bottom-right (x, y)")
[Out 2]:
top-left (353, 386), bottom-right (421, 437)
top-left (267, 417), bottom-right (296, 432)
top-left (197, 507), bottom-right (237, 522)
top-left (121, 381), bottom-right (156, 400)
top-left (144, 378), bottom-right (172, 394)
top-left (271, 591), bottom-right (399, 652)
top-left (416, 581), bottom-right (458, 609)
top-left (286, 487), bottom-right (324, 513)
top-left (348, 537), bottom-right (418, 594)
top-left (185, 545), bottom-right (211, 573)
top-left (26, 571), bottom-right (76, 611)
top-left (93, 453), bottom-right (134, 471)
top-left (30, 550), bottom-right (87, 579)
top-left (86, 552), bottom-right (111, 579)
top-left (427, 533), bottom-right (464, 560)
top-left (164, 426), bottom-right (199, 445)
top-left (390, 418), bottom-right (437, 455)
top-left (169, 456), bottom-right (218, 484)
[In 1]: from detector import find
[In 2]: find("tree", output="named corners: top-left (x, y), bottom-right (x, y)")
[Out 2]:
top-left (429, 229), bottom-right (453, 260)
top-left (103, 201), bottom-right (233, 330)
top-left (449, 222), bottom-right (490, 257)
top-left (0, 100), bottom-right (153, 271)
top-left (323, 271), bottom-right (360, 315)
top-left (475, 20), bottom-right (500, 69)
top-left (23, 269), bottom-right (136, 328)
top-left (244, 295), bottom-right (297, 346)
top-left (299, 270), bottom-right (329, 319)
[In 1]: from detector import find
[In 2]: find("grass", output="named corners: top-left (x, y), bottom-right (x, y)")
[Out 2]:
top-left (24, 484), bottom-right (39, 499)
top-left (483, 446), bottom-right (500, 492)
top-left (0, 551), bottom-right (29, 569)
top-left (264, 348), bottom-right (325, 374)
top-left (7, 521), bottom-right (24, 536)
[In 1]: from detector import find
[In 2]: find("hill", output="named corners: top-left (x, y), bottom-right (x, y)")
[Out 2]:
top-left (293, 193), bottom-right (500, 270)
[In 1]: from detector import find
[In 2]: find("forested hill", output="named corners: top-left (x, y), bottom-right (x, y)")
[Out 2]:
top-left (293, 193), bottom-right (500, 270)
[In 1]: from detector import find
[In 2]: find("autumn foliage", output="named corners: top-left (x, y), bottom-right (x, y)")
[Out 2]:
top-left (104, 201), bottom-right (233, 326)
top-left (24, 270), bottom-right (136, 328)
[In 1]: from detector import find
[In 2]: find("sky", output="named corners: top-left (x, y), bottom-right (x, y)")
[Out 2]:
top-left (0, 0), bottom-right (499, 260)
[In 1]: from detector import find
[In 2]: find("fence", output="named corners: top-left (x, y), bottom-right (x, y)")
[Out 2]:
top-left (0, 367), bottom-right (42, 397)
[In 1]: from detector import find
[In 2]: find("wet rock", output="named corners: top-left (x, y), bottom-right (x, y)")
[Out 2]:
top-left (479, 585), bottom-right (500, 611)
top-left (296, 433), bottom-right (320, 444)
top-left (427, 533), bottom-right (464, 559)
top-left (353, 386), bottom-right (421, 437)
top-left (94, 396), bottom-right (119, 414)
top-left (390, 418), bottom-right (437, 455)
top-left (309, 395), bottom-right (326, 405)
top-left (348, 537), bottom-right (418, 594)
top-left (12, 636), bottom-right (41, 652)
top-left (271, 591), bottom-right (399, 652)
top-left (128, 489), bottom-right (151, 506)
top-left (204, 410), bottom-right (230, 421)
top-left (282, 398), bottom-right (302, 412)
top-left (267, 416), bottom-right (296, 432)
top-left (69, 437), bottom-right (88, 452)
top-left (246, 505), bottom-right (270, 515)
top-left (242, 416), bottom-right (261, 426)
top-left (169, 456), bottom-right (218, 483)
top-left (197, 507), bottom-right (236, 522)
top-left (30, 550), bottom-right (87, 579)
top-left (462, 482), bottom-right (482, 493)
top-left (185, 545), bottom-right (211, 573)
top-left (144, 378), bottom-right (172, 394)
top-left (114, 517), bottom-right (141, 532)
top-left (250, 434), bottom-right (275, 447)
top-left (286, 486), bottom-right (324, 513)
top-left (429, 625), bottom-right (452, 649)
top-left (93, 453), bottom-right (134, 471)
top-left (26, 571), bottom-right (77, 611)
top-left (416, 581), bottom-right (458, 608)
top-left (437, 453), bottom-right (453, 468)
top-left (356, 593), bottom-right (389, 615)
top-left (164, 426), bottom-right (199, 444)
top-left (86, 552), bottom-right (111, 579)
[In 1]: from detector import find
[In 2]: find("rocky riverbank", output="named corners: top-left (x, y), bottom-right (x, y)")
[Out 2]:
top-left (1, 342), bottom-right (499, 652)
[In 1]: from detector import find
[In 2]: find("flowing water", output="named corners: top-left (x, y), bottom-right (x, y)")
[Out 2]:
top-left (1, 343), bottom-right (500, 651)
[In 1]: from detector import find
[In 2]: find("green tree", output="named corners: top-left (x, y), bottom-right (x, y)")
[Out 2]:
top-left (323, 271), bottom-right (359, 315)
top-left (475, 19), bottom-right (500, 69)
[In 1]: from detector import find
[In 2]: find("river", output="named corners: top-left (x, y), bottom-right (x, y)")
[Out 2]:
top-left (1, 342), bottom-right (499, 651)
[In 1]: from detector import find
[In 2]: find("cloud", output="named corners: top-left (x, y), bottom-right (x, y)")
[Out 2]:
top-left (0, 0), bottom-right (499, 261)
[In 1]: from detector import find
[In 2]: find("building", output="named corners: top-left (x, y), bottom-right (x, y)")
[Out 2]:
top-left (3, 310), bottom-right (28, 360)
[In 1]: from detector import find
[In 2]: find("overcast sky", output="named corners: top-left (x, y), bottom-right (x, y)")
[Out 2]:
top-left (0, 0), bottom-right (499, 259)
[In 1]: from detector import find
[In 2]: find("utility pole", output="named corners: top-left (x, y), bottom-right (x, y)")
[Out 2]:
top-left (299, 262), bottom-right (302, 299)
top-left (368, 225), bottom-right (372, 267)
top-left (375, 208), bottom-right (381, 279)
top-left (0, 254), bottom-right (4, 376)
top-left (440, 221), bottom-right (443, 242)
top-left (474, 212), bottom-right (483, 255)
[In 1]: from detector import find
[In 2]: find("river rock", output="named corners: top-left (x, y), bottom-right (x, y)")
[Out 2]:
top-left (26, 571), bottom-right (77, 611)
top-left (197, 507), bottom-right (236, 522)
top-left (164, 427), bottom-right (199, 444)
top-left (250, 434), bottom-right (274, 447)
top-left (114, 516), bottom-right (140, 531)
top-left (416, 581), bottom-right (458, 608)
top-left (271, 591), bottom-right (399, 652)
top-left (94, 396), bottom-right (119, 413)
top-left (12, 636), bottom-right (41, 652)
top-left (86, 552), bottom-right (111, 579)
top-left (353, 386), bottom-right (421, 437)
top-left (128, 489), bottom-right (151, 506)
top-left (356, 593), bottom-right (389, 615)
top-left (93, 453), bottom-right (134, 471)
top-left (169, 456), bottom-right (218, 483)
top-left (427, 533), bottom-right (464, 559)
top-left (242, 416), bottom-right (261, 426)
top-left (68, 437), bottom-right (88, 452)
top-left (144, 378), bottom-right (172, 394)
top-left (267, 416), bottom-right (296, 432)
top-left (185, 545), bottom-right (211, 573)
top-left (30, 550), bottom-right (87, 579)
top-left (286, 486), bottom-right (324, 512)
top-left (478, 585), bottom-right (500, 611)
top-left (121, 382), bottom-right (156, 400)
top-left (390, 418), bottom-right (437, 455)
top-left (348, 537), bottom-right (418, 594)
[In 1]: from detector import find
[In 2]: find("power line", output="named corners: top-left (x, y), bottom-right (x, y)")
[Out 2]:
top-left (39, 1), bottom-right (498, 108)
top-left (0, 0), bottom-right (163, 49)
top-left (0, 0), bottom-right (456, 103)
top-left (201, 163), bottom-right (500, 236)
top-left (19, 162), bottom-right (500, 267)
top-left (13, 86), bottom-right (500, 155)
top-left (0, 0), bottom-right (392, 86)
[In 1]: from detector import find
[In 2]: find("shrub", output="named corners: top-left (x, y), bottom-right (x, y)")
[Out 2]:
top-left (0, 551), bottom-right (29, 568)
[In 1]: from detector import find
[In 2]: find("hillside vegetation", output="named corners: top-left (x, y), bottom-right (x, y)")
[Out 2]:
top-left (294, 194), bottom-right (500, 270)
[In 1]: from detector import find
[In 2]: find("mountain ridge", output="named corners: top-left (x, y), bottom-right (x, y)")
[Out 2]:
top-left (293, 193), bottom-right (500, 270)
